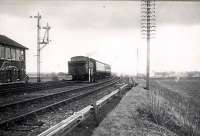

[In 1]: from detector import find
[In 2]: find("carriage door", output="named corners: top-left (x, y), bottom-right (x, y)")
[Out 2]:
top-left (89, 61), bottom-right (94, 82)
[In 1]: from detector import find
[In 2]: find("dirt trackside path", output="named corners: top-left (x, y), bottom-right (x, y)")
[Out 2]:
top-left (92, 84), bottom-right (177, 136)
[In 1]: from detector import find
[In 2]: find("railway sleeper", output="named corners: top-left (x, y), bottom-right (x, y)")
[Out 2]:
top-left (0, 78), bottom-right (119, 130)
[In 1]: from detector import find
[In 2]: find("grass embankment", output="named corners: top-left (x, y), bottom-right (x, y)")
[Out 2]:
top-left (92, 81), bottom-right (200, 136)
top-left (146, 81), bottom-right (200, 136)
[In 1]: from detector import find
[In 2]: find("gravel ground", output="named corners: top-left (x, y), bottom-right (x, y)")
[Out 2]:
top-left (0, 83), bottom-right (121, 136)
top-left (0, 83), bottom-right (88, 106)
top-left (0, 79), bottom-right (113, 106)
top-left (0, 80), bottom-right (116, 123)
top-left (0, 84), bottom-right (90, 122)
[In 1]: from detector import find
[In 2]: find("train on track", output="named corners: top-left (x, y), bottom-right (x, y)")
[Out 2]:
top-left (0, 35), bottom-right (111, 84)
top-left (0, 35), bottom-right (28, 83)
top-left (68, 56), bottom-right (111, 82)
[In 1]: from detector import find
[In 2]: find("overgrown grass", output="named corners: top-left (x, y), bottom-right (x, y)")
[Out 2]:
top-left (138, 82), bottom-right (200, 136)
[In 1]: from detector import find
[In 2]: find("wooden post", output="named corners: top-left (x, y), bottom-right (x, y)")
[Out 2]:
top-left (91, 103), bottom-right (99, 125)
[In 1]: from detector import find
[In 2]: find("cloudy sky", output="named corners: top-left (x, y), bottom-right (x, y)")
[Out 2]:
top-left (0, 0), bottom-right (200, 75)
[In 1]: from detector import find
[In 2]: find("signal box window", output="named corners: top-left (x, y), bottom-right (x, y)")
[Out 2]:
top-left (16, 49), bottom-right (21, 61)
top-left (20, 50), bottom-right (24, 60)
top-left (5, 47), bottom-right (11, 59)
top-left (0, 45), bottom-right (5, 59)
top-left (11, 48), bottom-right (16, 60)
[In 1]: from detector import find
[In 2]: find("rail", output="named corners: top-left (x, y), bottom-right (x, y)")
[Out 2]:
top-left (0, 77), bottom-right (114, 96)
top-left (0, 78), bottom-right (117, 109)
top-left (38, 84), bottom-right (129, 136)
top-left (0, 78), bottom-right (119, 127)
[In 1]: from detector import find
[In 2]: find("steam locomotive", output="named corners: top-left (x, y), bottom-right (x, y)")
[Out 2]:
top-left (68, 56), bottom-right (111, 82)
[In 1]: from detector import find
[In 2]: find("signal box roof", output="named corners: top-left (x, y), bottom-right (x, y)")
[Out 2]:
top-left (0, 35), bottom-right (28, 49)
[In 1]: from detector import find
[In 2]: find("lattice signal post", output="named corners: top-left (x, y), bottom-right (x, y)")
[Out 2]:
top-left (30, 12), bottom-right (51, 82)
top-left (141, 0), bottom-right (156, 90)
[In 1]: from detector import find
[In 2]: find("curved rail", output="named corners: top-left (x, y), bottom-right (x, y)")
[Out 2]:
top-left (0, 80), bottom-right (86, 96)
top-left (0, 78), bottom-right (115, 109)
top-left (0, 78), bottom-right (120, 127)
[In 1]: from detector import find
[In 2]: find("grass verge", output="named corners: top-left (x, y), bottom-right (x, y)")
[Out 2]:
top-left (92, 83), bottom-right (177, 136)
top-left (138, 81), bottom-right (200, 136)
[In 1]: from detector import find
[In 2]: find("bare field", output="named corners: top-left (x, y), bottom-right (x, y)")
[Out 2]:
top-left (150, 78), bottom-right (200, 135)
top-left (156, 78), bottom-right (200, 100)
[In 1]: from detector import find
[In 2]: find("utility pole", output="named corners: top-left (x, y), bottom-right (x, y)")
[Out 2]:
top-left (31, 12), bottom-right (50, 82)
top-left (141, 0), bottom-right (156, 90)
top-left (88, 57), bottom-right (91, 83)
top-left (146, 0), bottom-right (150, 89)
top-left (136, 48), bottom-right (139, 81)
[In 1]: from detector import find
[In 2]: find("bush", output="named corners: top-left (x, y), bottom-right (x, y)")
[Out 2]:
top-left (51, 73), bottom-right (59, 81)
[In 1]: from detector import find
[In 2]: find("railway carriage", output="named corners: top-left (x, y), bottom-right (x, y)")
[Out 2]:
top-left (0, 35), bottom-right (28, 83)
top-left (68, 56), bottom-right (111, 82)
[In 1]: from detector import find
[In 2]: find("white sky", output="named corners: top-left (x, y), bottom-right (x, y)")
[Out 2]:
top-left (0, 1), bottom-right (200, 75)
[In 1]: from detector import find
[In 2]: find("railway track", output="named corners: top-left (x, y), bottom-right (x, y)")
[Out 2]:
top-left (0, 80), bottom-right (87, 96)
top-left (0, 77), bottom-right (119, 128)
top-left (0, 78), bottom-right (112, 107)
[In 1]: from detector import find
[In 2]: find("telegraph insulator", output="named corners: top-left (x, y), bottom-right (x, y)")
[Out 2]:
top-left (141, 0), bottom-right (156, 39)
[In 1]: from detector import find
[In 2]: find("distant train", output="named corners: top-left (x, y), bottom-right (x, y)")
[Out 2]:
top-left (68, 56), bottom-right (111, 82)
top-left (0, 35), bottom-right (28, 83)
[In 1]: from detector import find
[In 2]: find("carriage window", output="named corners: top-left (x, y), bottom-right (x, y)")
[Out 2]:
top-left (11, 48), bottom-right (16, 60)
top-left (16, 49), bottom-right (20, 61)
top-left (0, 45), bottom-right (5, 59)
top-left (5, 47), bottom-right (11, 59)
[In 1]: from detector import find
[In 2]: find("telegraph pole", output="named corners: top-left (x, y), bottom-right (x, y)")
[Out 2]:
top-left (136, 48), bottom-right (139, 81)
top-left (141, 0), bottom-right (156, 90)
top-left (31, 12), bottom-right (50, 82)
top-left (146, 0), bottom-right (150, 89)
